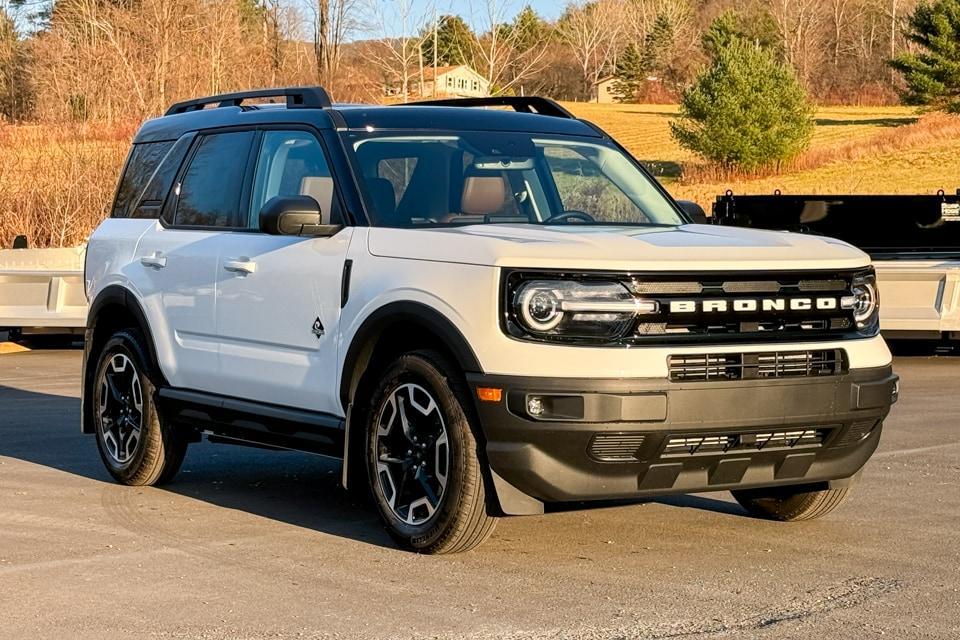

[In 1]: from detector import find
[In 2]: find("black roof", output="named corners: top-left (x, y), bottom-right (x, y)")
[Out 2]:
top-left (133, 91), bottom-right (601, 144)
top-left (335, 105), bottom-right (598, 137)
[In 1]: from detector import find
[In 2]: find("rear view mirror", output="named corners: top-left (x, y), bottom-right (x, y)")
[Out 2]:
top-left (259, 196), bottom-right (341, 236)
top-left (677, 200), bottom-right (709, 224)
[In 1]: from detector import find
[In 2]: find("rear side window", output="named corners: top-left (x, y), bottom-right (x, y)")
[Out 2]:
top-left (129, 136), bottom-right (192, 218)
top-left (111, 141), bottom-right (174, 218)
top-left (173, 131), bottom-right (254, 228)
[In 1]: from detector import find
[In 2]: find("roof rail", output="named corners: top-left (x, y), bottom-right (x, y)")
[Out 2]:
top-left (164, 86), bottom-right (333, 116)
top-left (403, 96), bottom-right (575, 119)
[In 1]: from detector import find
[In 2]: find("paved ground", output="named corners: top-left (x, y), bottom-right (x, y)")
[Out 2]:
top-left (0, 347), bottom-right (957, 640)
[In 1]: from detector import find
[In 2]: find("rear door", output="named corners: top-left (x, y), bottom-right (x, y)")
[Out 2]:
top-left (133, 130), bottom-right (255, 390)
top-left (210, 128), bottom-right (353, 415)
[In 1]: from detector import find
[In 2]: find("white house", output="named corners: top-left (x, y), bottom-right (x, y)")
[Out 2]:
top-left (386, 65), bottom-right (490, 99)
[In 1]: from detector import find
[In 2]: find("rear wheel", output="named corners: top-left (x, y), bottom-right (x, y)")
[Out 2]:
top-left (365, 350), bottom-right (496, 554)
top-left (732, 485), bottom-right (850, 521)
top-left (93, 329), bottom-right (187, 486)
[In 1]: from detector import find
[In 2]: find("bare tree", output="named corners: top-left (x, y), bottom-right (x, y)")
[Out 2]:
top-left (555, 0), bottom-right (626, 96)
top-left (314, 0), bottom-right (359, 86)
top-left (462, 0), bottom-right (548, 94)
top-left (768, 0), bottom-right (829, 87)
top-left (359, 0), bottom-right (430, 102)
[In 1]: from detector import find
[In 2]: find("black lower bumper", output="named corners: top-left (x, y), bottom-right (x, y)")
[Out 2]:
top-left (467, 366), bottom-right (898, 515)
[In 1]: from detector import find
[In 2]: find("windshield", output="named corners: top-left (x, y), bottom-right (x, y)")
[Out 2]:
top-left (345, 131), bottom-right (685, 227)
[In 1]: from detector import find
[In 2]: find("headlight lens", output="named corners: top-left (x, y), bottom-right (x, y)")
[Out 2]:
top-left (843, 273), bottom-right (879, 330)
top-left (511, 279), bottom-right (652, 340)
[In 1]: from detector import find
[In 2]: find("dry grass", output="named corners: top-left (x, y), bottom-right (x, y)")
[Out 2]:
top-left (0, 124), bottom-right (129, 249)
top-left (565, 102), bottom-right (960, 213)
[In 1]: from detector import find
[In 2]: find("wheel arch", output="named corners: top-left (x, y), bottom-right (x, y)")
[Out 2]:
top-left (82, 285), bottom-right (164, 434)
top-left (339, 301), bottom-right (482, 412)
top-left (339, 301), bottom-right (483, 489)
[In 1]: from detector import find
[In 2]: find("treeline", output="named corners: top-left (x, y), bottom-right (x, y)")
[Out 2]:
top-left (0, 0), bottom-right (926, 123)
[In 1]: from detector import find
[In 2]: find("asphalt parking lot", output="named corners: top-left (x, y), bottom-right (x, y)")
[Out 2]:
top-left (0, 347), bottom-right (958, 640)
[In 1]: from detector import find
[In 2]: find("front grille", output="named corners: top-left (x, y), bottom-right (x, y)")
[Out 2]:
top-left (664, 428), bottom-right (829, 456)
top-left (668, 349), bottom-right (845, 382)
top-left (588, 433), bottom-right (647, 462)
top-left (620, 271), bottom-right (863, 344)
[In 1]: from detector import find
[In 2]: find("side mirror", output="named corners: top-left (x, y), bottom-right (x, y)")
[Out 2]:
top-left (258, 196), bottom-right (342, 236)
top-left (677, 200), bottom-right (709, 224)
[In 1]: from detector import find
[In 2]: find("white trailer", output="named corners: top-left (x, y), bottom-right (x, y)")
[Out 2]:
top-left (0, 246), bottom-right (87, 334)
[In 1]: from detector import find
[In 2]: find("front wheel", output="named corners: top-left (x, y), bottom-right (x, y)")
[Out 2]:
top-left (92, 329), bottom-right (187, 486)
top-left (732, 485), bottom-right (851, 521)
top-left (365, 350), bottom-right (496, 554)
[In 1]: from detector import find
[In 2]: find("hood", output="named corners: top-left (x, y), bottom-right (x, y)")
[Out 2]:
top-left (367, 224), bottom-right (871, 272)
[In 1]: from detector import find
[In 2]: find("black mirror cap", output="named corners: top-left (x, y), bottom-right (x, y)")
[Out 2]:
top-left (258, 195), bottom-right (341, 236)
top-left (677, 200), bottom-right (709, 224)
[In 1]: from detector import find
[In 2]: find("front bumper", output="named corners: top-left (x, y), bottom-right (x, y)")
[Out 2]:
top-left (467, 366), bottom-right (898, 515)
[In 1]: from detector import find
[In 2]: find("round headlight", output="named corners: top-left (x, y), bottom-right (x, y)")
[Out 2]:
top-left (517, 284), bottom-right (563, 331)
top-left (851, 278), bottom-right (878, 327)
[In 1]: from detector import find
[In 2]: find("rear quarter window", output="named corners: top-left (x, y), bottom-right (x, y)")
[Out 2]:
top-left (111, 141), bottom-right (175, 218)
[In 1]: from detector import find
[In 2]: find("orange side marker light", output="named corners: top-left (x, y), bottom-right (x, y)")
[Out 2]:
top-left (476, 387), bottom-right (503, 403)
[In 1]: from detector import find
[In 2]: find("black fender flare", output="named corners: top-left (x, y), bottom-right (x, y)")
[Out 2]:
top-left (339, 301), bottom-right (482, 410)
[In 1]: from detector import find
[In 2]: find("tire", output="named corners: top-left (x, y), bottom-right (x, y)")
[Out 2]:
top-left (365, 350), bottom-right (496, 554)
top-left (92, 328), bottom-right (187, 486)
top-left (731, 485), bottom-right (851, 522)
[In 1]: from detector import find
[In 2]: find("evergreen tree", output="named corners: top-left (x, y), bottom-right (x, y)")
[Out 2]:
top-left (641, 13), bottom-right (675, 79)
top-left (890, 0), bottom-right (960, 112)
top-left (611, 44), bottom-right (644, 103)
top-left (701, 9), bottom-right (783, 61)
top-left (670, 39), bottom-right (814, 173)
top-left (420, 15), bottom-right (475, 67)
top-left (701, 11), bottom-right (741, 60)
top-left (506, 5), bottom-right (549, 53)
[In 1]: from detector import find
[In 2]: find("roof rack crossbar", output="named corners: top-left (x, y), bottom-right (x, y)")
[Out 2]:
top-left (402, 96), bottom-right (575, 119)
top-left (165, 86), bottom-right (333, 116)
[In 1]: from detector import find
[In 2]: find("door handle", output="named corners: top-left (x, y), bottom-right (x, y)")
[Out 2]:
top-left (140, 252), bottom-right (166, 269)
top-left (223, 258), bottom-right (257, 274)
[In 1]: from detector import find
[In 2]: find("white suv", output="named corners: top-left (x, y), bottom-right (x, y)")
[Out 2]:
top-left (82, 88), bottom-right (899, 553)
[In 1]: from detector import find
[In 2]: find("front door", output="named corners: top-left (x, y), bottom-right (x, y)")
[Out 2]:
top-left (211, 129), bottom-right (352, 416)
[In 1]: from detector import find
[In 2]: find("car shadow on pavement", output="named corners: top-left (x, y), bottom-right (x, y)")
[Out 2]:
top-left (0, 383), bottom-right (395, 550)
top-left (1, 377), bottom-right (747, 550)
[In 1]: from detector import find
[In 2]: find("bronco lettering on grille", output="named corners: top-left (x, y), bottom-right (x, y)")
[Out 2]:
top-left (669, 297), bottom-right (841, 313)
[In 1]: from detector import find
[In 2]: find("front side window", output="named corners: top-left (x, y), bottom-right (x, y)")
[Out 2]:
top-left (248, 130), bottom-right (342, 227)
top-left (173, 131), bottom-right (254, 228)
top-left (346, 131), bottom-right (683, 228)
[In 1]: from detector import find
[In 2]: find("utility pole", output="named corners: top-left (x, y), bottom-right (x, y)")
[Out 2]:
top-left (433, 7), bottom-right (438, 97)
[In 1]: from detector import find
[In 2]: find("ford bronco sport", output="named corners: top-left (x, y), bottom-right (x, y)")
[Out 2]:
top-left (83, 87), bottom-right (899, 553)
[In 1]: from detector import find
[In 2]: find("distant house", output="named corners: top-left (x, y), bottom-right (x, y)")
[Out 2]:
top-left (386, 65), bottom-right (490, 99)
top-left (423, 65), bottom-right (489, 98)
top-left (593, 76), bottom-right (617, 104)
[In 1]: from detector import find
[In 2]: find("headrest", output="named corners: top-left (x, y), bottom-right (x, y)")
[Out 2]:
top-left (299, 176), bottom-right (334, 224)
top-left (461, 175), bottom-right (507, 215)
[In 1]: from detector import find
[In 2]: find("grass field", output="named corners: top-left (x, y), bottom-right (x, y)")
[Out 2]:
top-left (1, 104), bottom-right (958, 247)
top-left (564, 102), bottom-right (960, 211)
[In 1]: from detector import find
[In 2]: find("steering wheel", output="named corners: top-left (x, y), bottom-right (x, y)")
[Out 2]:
top-left (544, 210), bottom-right (595, 224)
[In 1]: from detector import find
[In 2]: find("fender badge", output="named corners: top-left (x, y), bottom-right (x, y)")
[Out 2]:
top-left (311, 317), bottom-right (325, 338)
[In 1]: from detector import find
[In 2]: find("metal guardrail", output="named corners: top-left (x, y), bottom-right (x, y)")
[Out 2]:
top-left (0, 247), bottom-right (88, 332)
